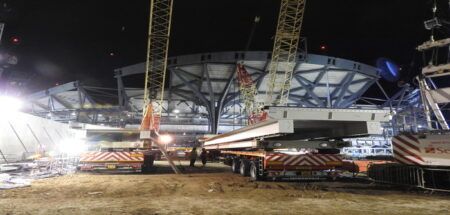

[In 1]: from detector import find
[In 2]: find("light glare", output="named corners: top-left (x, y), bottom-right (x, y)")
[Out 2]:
top-left (59, 138), bottom-right (87, 155)
top-left (0, 96), bottom-right (22, 112)
top-left (158, 134), bottom-right (173, 144)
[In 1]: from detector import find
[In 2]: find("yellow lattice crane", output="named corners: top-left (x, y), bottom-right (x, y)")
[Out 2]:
top-left (236, 64), bottom-right (261, 124)
top-left (141, 0), bottom-right (173, 132)
top-left (140, 0), bottom-right (180, 174)
top-left (237, 0), bottom-right (306, 124)
top-left (265, 0), bottom-right (306, 106)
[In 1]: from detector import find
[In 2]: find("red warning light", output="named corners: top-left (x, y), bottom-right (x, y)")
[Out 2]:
top-left (320, 45), bottom-right (327, 51)
top-left (10, 36), bottom-right (21, 45)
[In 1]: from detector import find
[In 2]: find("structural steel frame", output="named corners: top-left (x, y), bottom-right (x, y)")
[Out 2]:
top-left (115, 51), bottom-right (379, 133)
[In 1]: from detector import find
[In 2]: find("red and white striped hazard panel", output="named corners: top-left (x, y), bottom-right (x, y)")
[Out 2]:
top-left (265, 153), bottom-right (342, 166)
top-left (392, 134), bottom-right (425, 165)
top-left (80, 152), bottom-right (144, 162)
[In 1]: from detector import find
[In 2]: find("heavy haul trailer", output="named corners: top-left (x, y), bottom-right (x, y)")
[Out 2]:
top-left (78, 129), bottom-right (158, 173)
top-left (78, 142), bottom-right (148, 172)
top-left (204, 106), bottom-right (391, 181)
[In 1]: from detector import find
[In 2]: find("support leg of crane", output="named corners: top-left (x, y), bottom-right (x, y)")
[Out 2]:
top-left (153, 141), bottom-right (181, 174)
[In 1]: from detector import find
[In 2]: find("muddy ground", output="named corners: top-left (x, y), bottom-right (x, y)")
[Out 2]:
top-left (1, 161), bottom-right (450, 215)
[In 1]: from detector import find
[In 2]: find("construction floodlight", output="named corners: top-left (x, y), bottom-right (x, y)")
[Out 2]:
top-left (158, 134), bottom-right (173, 144)
top-left (424, 18), bottom-right (442, 30)
top-left (0, 96), bottom-right (22, 112)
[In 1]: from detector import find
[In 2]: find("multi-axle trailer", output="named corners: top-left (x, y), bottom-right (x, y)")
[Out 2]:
top-left (204, 106), bottom-right (391, 180)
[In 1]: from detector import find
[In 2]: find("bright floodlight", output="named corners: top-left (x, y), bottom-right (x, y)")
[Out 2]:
top-left (158, 134), bottom-right (173, 144)
top-left (59, 138), bottom-right (87, 156)
top-left (0, 96), bottom-right (22, 112)
top-left (173, 109), bottom-right (180, 114)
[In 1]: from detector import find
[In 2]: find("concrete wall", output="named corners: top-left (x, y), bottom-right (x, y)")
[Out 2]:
top-left (0, 112), bottom-right (74, 163)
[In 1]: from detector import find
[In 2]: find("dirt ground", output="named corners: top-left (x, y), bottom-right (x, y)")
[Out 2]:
top-left (1, 161), bottom-right (450, 215)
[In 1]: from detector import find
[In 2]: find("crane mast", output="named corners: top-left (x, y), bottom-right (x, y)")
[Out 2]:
top-left (237, 0), bottom-right (306, 124)
top-left (140, 0), bottom-right (180, 174)
top-left (265, 0), bottom-right (306, 106)
top-left (236, 64), bottom-right (261, 124)
top-left (415, 1), bottom-right (450, 130)
top-left (417, 38), bottom-right (450, 130)
top-left (141, 0), bottom-right (173, 132)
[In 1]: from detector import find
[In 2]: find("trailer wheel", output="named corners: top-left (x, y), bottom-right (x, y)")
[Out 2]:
top-left (224, 157), bottom-right (232, 166)
top-left (231, 158), bottom-right (240, 173)
top-left (239, 159), bottom-right (250, 176)
top-left (249, 161), bottom-right (261, 181)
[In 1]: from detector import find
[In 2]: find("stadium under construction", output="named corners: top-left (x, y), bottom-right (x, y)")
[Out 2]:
top-left (1, 0), bottom-right (450, 214)
top-left (1, 51), bottom-right (414, 161)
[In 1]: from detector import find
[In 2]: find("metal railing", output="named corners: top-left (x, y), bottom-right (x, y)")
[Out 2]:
top-left (368, 164), bottom-right (450, 192)
top-left (368, 164), bottom-right (425, 188)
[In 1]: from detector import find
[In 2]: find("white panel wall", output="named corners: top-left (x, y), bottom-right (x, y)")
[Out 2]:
top-left (0, 112), bottom-right (73, 163)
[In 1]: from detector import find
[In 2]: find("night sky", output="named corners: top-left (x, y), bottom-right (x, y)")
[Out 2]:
top-left (0, 0), bottom-right (446, 96)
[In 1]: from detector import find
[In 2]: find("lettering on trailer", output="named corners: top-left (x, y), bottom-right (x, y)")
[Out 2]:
top-left (265, 153), bottom-right (342, 167)
top-left (80, 152), bottom-right (144, 162)
top-left (424, 146), bottom-right (450, 154)
top-left (424, 138), bottom-right (450, 155)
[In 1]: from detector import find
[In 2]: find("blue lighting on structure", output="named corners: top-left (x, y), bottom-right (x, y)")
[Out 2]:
top-left (376, 58), bottom-right (400, 82)
top-left (385, 61), bottom-right (398, 77)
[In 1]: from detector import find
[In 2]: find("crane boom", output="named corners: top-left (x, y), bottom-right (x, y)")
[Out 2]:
top-left (266, 0), bottom-right (306, 106)
top-left (140, 0), bottom-right (180, 174)
top-left (142, 0), bottom-right (173, 131)
top-left (236, 64), bottom-right (257, 115)
top-left (236, 64), bottom-right (261, 123)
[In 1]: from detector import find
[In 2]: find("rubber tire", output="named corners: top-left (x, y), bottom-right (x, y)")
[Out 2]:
top-left (239, 160), bottom-right (250, 176)
top-left (231, 158), bottom-right (240, 173)
top-left (249, 161), bottom-right (260, 181)
top-left (224, 157), bottom-right (233, 166)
